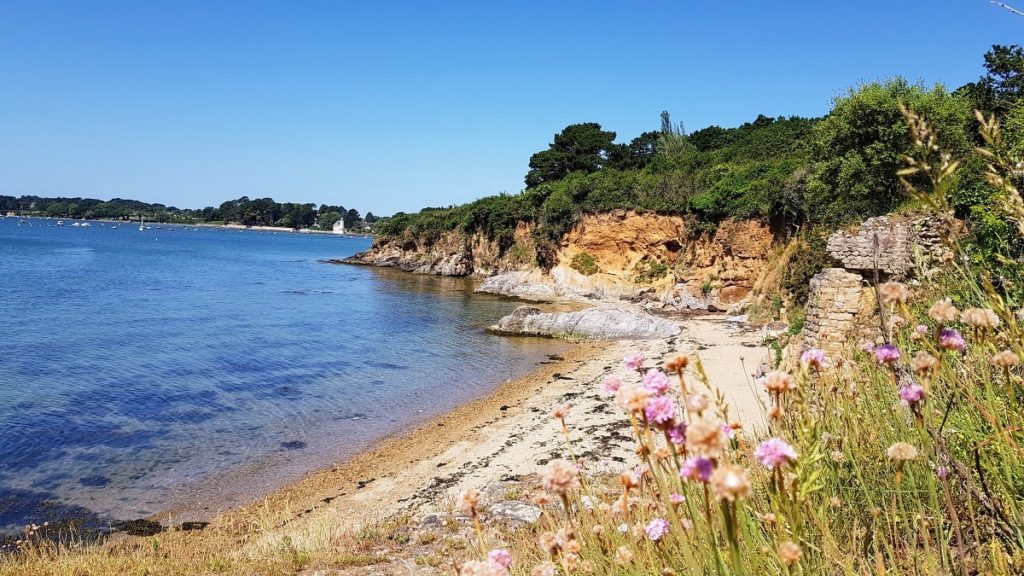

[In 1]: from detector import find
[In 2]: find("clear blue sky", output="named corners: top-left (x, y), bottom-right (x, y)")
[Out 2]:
top-left (0, 1), bottom-right (1019, 216)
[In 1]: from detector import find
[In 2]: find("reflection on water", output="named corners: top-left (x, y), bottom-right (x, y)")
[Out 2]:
top-left (0, 219), bottom-right (569, 532)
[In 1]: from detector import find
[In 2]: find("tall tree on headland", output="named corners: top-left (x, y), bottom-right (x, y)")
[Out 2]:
top-left (525, 123), bottom-right (617, 187)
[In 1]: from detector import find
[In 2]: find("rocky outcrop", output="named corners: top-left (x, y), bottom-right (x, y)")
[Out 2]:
top-left (344, 211), bottom-right (777, 311)
top-left (491, 305), bottom-right (681, 340)
top-left (343, 223), bottom-right (538, 277)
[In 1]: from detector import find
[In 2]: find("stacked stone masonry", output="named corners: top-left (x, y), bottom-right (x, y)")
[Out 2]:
top-left (803, 215), bottom-right (951, 359)
top-left (801, 268), bottom-right (866, 356)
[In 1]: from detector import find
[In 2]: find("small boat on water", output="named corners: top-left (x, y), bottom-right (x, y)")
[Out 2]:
top-left (139, 216), bottom-right (145, 231)
top-left (56, 220), bottom-right (64, 227)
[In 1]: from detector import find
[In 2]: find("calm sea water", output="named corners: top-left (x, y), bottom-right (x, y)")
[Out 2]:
top-left (0, 218), bottom-right (568, 533)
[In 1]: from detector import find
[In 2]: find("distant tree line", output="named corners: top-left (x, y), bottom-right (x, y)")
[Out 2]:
top-left (378, 45), bottom-right (1024, 286)
top-left (0, 194), bottom-right (379, 231)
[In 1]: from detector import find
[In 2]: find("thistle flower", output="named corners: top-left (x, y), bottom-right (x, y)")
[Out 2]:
top-left (542, 460), bottom-right (580, 495)
top-left (898, 382), bottom-right (925, 407)
top-left (879, 281), bottom-right (911, 304)
top-left (887, 442), bottom-right (918, 462)
top-left (459, 488), bottom-right (481, 515)
top-left (777, 541), bottom-right (803, 566)
top-left (961, 307), bottom-right (1000, 330)
top-left (615, 384), bottom-right (649, 414)
top-left (602, 375), bottom-right (623, 395)
top-left (800, 348), bottom-right (826, 370)
top-left (685, 420), bottom-right (726, 458)
top-left (624, 352), bottom-right (645, 371)
top-left (643, 395), bottom-right (676, 426)
top-left (645, 518), bottom-right (670, 542)
top-left (665, 354), bottom-right (689, 372)
top-left (710, 464), bottom-right (752, 501)
top-left (874, 344), bottom-right (901, 365)
top-left (680, 456), bottom-right (714, 482)
top-left (641, 369), bottom-right (671, 396)
top-left (928, 298), bottom-right (959, 322)
top-left (911, 351), bottom-right (938, 375)
top-left (754, 438), bottom-right (797, 469)
top-left (764, 370), bottom-right (795, 393)
top-left (938, 328), bottom-right (967, 352)
top-left (991, 350), bottom-right (1020, 367)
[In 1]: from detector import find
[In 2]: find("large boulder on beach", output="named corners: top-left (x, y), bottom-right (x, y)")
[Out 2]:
top-left (491, 305), bottom-right (680, 340)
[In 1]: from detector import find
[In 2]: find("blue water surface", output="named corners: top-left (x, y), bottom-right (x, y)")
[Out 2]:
top-left (0, 218), bottom-right (567, 532)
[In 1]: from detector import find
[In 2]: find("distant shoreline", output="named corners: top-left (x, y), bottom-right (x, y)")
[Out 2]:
top-left (4, 215), bottom-right (373, 237)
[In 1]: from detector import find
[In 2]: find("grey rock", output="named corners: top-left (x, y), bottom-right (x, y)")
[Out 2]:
top-left (476, 272), bottom-right (578, 301)
top-left (491, 305), bottom-right (680, 340)
top-left (486, 500), bottom-right (543, 525)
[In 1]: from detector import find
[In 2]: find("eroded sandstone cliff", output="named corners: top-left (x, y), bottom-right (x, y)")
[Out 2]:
top-left (343, 210), bottom-right (778, 309)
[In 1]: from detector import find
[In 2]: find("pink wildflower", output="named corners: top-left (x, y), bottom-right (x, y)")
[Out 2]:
top-left (645, 518), bottom-right (670, 542)
top-left (939, 328), bottom-right (966, 352)
top-left (624, 352), bottom-right (645, 371)
top-left (899, 383), bottom-right (925, 407)
top-left (754, 438), bottom-right (797, 469)
top-left (680, 457), bottom-right (713, 482)
top-left (669, 493), bottom-right (685, 504)
top-left (488, 549), bottom-right (513, 569)
top-left (602, 375), bottom-right (623, 395)
top-left (874, 344), bottom-right (901, 365)
top-left (667, 423), bottom-right (686, 446)
top-left (643, 395), bottom-right (676, 426)
top-left (641, 369), bottom-right (671, 396)
top-left (721, 423), bottom-right (736, 440)
top-left (800, 348), bottom-right (826, 369)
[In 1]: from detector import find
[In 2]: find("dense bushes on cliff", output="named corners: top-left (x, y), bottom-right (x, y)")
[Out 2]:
top-left (379, 46), bottom-right (1024, 281)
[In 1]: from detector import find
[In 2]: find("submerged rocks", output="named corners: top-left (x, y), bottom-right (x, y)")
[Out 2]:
top-left (491, 305), bottom-right (680, 340)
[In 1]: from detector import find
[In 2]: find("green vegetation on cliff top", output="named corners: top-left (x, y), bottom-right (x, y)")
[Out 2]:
top-left (379, 45), bottom-right (1024, 283)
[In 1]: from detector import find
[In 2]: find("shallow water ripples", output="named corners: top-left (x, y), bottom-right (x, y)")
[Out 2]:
top-left (0, 220), bottom-right (568, 531)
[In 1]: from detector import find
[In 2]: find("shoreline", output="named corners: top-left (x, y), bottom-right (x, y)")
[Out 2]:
top-left (150, 313), bottom-right (769, 552)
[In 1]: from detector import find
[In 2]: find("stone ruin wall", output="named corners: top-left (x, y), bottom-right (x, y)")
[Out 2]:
top-left (801, 215), bottom-right (949, 360)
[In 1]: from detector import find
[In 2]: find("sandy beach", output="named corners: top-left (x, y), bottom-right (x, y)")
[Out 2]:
top-left (193, 315), bottom-right (771, 548)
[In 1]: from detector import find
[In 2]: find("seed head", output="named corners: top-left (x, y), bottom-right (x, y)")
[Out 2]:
top-left (542, 459), bottom-right (580, 495)
top-left (764, 370), bottom-right (795, 394)
top-left (665, 354), bottom-right (689, 372)
top-left (911, 351), bottom-right (938, 375)
top-left (459, 489), bottom-right (481, 515)
top-left (777, 541), bottom-right (803, 566)
top-left (991, 350), bottom-right (1020, 367)
top-left (961, 307), bottom-right (1000, 329)
top-left (685, 420), bottom-right (726, 458)
top-left (928, 299), bottom-right (959, 322)
top-left (887, 442), bottom-right (918, 462)
top-left (710, 464), bottom-right (752, 502)
top-left (879, 281), bottom-right (911, 304)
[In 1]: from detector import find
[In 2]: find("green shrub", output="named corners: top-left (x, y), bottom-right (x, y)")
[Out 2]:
top-left (569, 252), bottom-right (599, 276)
top-left (633, 258), bottom-right (669, 283)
